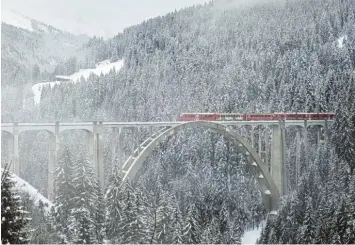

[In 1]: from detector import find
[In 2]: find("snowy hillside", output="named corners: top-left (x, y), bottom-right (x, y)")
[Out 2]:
top-left (1, 9), bottom-right (57, 34)
top-left (241, 224), bottom-right (264, 244)
top-left (1, 9), bottom-right (35, 32)
top-left (32, 59), bottom-right (124, 104)
top-left (1, 169), bottom-right (52, 212)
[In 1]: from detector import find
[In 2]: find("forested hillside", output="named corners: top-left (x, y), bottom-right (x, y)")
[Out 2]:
top-left (1, 0), bottom-right (355, 243)
top-left (1, 18), bottom-right (89, 121)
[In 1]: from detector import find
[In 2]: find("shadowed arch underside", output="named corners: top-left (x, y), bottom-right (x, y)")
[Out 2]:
top-left (121, 121), bottom-right (280, 211)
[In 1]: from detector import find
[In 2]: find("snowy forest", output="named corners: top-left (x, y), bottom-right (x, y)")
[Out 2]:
top-left (1, 0), bottom-right (355, 243)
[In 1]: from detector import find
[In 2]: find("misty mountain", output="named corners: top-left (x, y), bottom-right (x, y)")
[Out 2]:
top-left (1, 10), bottom-right (90, 87)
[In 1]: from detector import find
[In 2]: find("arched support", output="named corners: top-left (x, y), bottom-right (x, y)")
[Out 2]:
top-left (122, 121), bottom-right (280, 211)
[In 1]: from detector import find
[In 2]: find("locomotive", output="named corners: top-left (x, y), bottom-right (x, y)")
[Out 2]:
top-left (179, 112), bottom-right (335, 121)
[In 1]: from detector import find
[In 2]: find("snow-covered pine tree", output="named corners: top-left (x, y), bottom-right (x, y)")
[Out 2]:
top-left (134, 188), bottom-right (150, 243)
top-left (346, 175), bottom-right (355, 243)
top-left (257, 217), bottom-right (271, 244)
top-left (171, 203), bottom-right (184, 244)
top-left (118, 180), bottom-right (140, 243)
top-left (335, 197), bottom-right (351, 244)
top-left (52, 145), bottom-right (76, 242)
top-left (182, 203), bottom-right (201, 244)
top-left (71, 207), bottom-right (95, 244)
top-left (332, 78), bottom-right (355, 173)
top-left (1, 166), bottom-right (30, 244)
top-left (297, 197), bottom-right (316, 244)
top-left (155, 191), bottom-right (174, 243)
top-left (105, 167), bottom-right (125, 243)
top-left (70, 155), bottom-right (102, 243)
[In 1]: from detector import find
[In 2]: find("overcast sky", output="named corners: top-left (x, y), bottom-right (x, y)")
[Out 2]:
top-left (1, 0), bottom-right (209, 38)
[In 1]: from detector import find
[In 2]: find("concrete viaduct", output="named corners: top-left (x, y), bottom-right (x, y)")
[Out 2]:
top-left (1, 119), bottom-right (332, 211)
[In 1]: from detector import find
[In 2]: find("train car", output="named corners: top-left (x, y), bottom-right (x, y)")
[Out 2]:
top-left (219, 113), bottom-right (244, 121)
top-left (244, 113), bottom-right (274, 121)
top-left (179, 113), bottom-right (219, 121)
top-left (179, 112), bottom-right (335, 121)
top-left (277, 113), bottom-right (335, 120)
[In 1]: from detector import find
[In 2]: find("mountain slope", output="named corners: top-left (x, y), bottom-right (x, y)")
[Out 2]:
top-left (1, 10), bottom-right (90, 86)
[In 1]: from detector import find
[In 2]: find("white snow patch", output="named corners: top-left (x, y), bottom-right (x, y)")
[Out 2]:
top-left (31, 59), bottom-right (124, 104)
top-left (1, 169), bottom-right (52, 212)
top-left (1, 9), bottom-right (34, 32)
top-left (242, 222), bottom-right (264, 244)
top-left (63, 42), bottom-right (75, 47)
top-left (32, 81), bottom-right (61, 104)
top-left (337, 35), bottom-right (347, 48)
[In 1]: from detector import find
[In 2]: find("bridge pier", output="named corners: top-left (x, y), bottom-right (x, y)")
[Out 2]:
top-left (13, 124), bottom-right (19, 176)
top-left (270, 121), bottom-right (286, 196)
top-left (97, 122), bottom-right (104, 190)
top-left (111, 128), bottom-right (117, 164)
top-left (295, 129), bottom-right (301, 189)
top-left (304, 120), bottom-right (308, 168)
top-left (87, 122), bottom-right (105, 190)
top-left (48, 124), bottom-right (59, 201)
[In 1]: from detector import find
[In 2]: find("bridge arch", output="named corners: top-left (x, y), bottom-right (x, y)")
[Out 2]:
top-left (122, 121), bottom-right (280, 211)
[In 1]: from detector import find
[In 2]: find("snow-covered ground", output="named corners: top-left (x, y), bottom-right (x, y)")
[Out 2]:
top-left (337, 35), bottom-right (347, 48)
top-left (1, 9), bottom-right (34, 32)
top-left (241, 222), bottom-right (264, 244)
top-left (32, 59), bottom-right (124, 104)
top-left (1, 169), bottom-right (52, 212)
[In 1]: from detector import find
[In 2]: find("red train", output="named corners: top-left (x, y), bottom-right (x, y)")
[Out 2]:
top-left (179, 113), bottom-right (335, 121)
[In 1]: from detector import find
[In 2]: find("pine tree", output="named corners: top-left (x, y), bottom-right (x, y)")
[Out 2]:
top-left (71, 207), bottom-right (95, 244)
top-left (52, 145), bottom-right (76, 242)
top-left (257, 218), bottom-right (272, 244)
top-left (171, 204), bottom-right (184, 244)
top-left (118, 180), bottom-right (140, 243)
top-left (298, 197), bottom-right (316, 244)
top-left (182, 203), bottom-right (201, 244)
top-left (105, 168), bottom-right (125, 243)
top-left (335, 198), bottom-right (350, 244)
top-left (1, 167), bottom-right (30, 244)
top-left (155, 191), bottom-right (174, 243)
top-left (71, 155), bottom-right (102, 243)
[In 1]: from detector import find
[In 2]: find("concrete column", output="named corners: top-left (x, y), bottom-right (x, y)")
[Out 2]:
top-left (6, 135), bottom-right (14, 170)
top-left (111, 128), bottom-right (117, 163)
top-left (137, 127), bottom-right (141, 155)
top-left (97, 122), bottom-right (104, 190)
top-left (324, 120), bottom-right (328, 143)
top-left (118, 128), bottom-right (124, 174)
top-left (281, 120), bottom-right (287, 195)
top-left (258, 127), bottom-right (262, 154)
top-left (270, 121), bottom-right (285, 196)
top-left (13, 123), bottom-right (19, 176)
top-left (251, 127), bottom-right (255, 149)
top-left (295, 129), bottom-right (301, 189)
top-left (265, 127), bottom-right (270, 172)
top-left (87, 125), bottom-right (95, 173)
top-left (48, 122), bottom-right (59, 201)
top-left (131, 128), bottom-right (135, 155)
top-left (316, 128), bottom-right (321, 148)
top-left (149, 126), bottom-right (153, 137)
top-left (304, 120), bottom-right (308, 167)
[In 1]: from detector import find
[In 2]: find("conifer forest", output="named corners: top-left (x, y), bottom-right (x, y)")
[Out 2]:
top-left (1, 0), bottom-right (355, 243)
